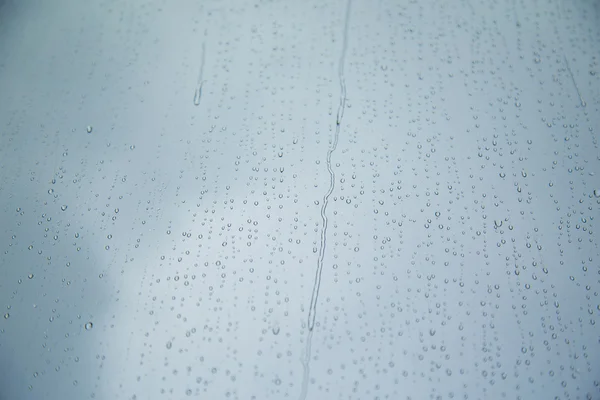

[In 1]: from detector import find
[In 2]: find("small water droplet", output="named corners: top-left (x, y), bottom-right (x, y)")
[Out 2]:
top-left (84, 322), bottom-right (93, 330)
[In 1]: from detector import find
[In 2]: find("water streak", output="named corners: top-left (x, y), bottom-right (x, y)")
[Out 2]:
top-left (563, 55), bottom-right (586, 108)
top-left (298, 1), bottom-right (351, 398)
top-left (193, 80), bottom-right (205, 106)
top-left (194, 42), bottom-right (207, 106)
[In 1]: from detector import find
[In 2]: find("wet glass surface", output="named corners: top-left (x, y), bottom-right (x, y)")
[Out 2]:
top-left (0, 0), bottom-right (599, 399)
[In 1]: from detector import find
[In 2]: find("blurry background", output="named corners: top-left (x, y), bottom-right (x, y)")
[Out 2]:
top-left (0, 0), bottom-right (598, 399)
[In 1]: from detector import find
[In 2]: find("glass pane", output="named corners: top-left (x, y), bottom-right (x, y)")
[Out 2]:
top-left (1, 0), bottom-right (598, 399)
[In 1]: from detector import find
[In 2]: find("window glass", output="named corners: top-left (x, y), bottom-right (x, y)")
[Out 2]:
top-left (0, 0), bottom-right (598, 399)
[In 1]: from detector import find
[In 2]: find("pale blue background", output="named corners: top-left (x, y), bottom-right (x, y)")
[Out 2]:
top-left (0, 0), bottom-right (598, 399)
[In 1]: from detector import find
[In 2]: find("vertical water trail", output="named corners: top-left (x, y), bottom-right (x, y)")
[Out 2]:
top-left (298, 1), bottom-right (351, 399)
top-left (563, 55), bottom-right (586, 108)
top-left (194, 42), bottom-right (207, 106)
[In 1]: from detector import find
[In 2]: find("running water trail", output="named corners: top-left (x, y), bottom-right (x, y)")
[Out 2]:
top-left (193, 42), bottom-right (207, 106)
top-left (563, 55), bottom-right (586, 108)
top-left (298, 1), bottom-right (351, 398)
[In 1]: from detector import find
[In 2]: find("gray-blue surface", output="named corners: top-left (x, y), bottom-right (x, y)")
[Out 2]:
top-left (1, 0), bottom-right (599, 399)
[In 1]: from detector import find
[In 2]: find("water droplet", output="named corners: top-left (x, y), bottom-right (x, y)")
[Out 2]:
top-left (86, 126), bottom-right (93, 134)
top-left (84, 322), bottom-right (93, 330)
